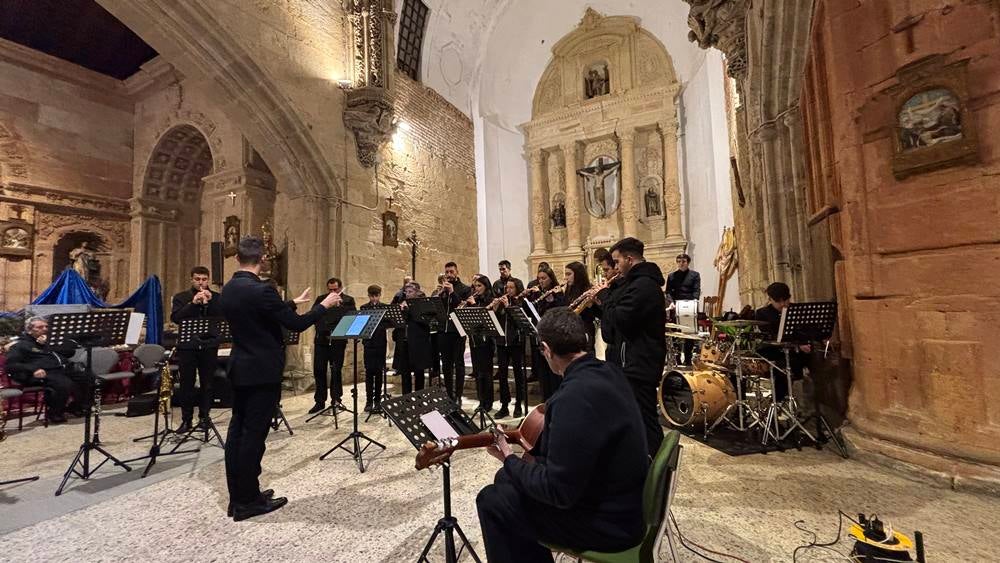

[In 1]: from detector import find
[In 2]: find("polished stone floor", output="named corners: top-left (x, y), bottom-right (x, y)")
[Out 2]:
top-left (0, 383), bottom-right (994, 562)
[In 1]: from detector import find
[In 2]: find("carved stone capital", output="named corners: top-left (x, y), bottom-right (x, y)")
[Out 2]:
top-left (617, 128), bottom-right (636, 145)
top-left (682, 0), bottom-right (750, 80)
top-left (657, 119), bottom-right (679, 138)
top-left (751, 122), bottom-right (780, 144)
top-left (529, 150), bottom-right (546, 167)
top-left (343, 87), bottom-right (396, 168)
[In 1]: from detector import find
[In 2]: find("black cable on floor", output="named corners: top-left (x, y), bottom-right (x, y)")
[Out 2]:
top-left (792, 510), bottom-right (861, 562)
top-left (669, 510), bottom-right (750, 563)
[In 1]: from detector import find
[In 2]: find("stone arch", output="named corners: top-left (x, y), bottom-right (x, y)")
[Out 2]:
top-left (33, 218), bottom-right (130, 301)
top-left (95, 0), bottom-right (341, 201)
top-left (141, 124), bottom-right (214, 222)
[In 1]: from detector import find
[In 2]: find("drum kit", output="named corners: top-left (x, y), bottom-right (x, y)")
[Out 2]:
top-left (661, 319), bottom-right (803, 446)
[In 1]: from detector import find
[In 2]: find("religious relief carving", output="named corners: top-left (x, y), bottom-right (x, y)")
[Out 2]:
top-left (69, 241), bottom-right (97, 280)
top-left (682, 0), bottom-right (750, 79)
top-left (550, 193), bottom-right (567, 229)
top-left (259, 220), bottom-right (281, 284)
top-left (35, 213), bottom-right (128, 249)
top-left (584, 63), bottom-right (610, 99)
top-left (886, 55), bottom-right (978, 179)
top-left (382, 210), bottom-right (398, 247)
top-left (578, 156), bottom-right (622, 218)
top-left (0, 183), bottom-right (130, 217)
top-left (664, 186), bottom-right (682, 213)
top-left (0, 219), bottom-right (32, 258)
top-left (343, 87), bottom-right (396, 168)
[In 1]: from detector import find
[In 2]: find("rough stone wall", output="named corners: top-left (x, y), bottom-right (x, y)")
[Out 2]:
top-left (0, 39), bottom-right (133, 306)
top-left (337, 71), bottom-right (478, 298)
top-left (802, 0), bottom-right (1000, 488)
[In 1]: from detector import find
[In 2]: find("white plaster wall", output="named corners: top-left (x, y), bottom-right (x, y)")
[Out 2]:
top-left (678, 50), bottom-right (741, 312)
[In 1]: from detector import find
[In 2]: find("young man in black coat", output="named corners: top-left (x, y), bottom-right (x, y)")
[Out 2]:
top-left (170, 265), bottom-right (223, 432)
top-left (601, 237), bottom-right (667, 455)
top-left (359, 285), bottom-right (388, 412)
top-left (492, 259), bottom-right (525, 296)
top-left (220, 236), bottom-right (341, 521)
top-left (477, 308), bottom-right (648, 563)
top-left (5, 317), bottom-right (86, 423)
top-left (309, 277), bottom-right (356, 414)
top-left (436, 261), bottom-right (472, 402)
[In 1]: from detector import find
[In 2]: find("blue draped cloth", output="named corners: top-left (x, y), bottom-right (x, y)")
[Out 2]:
top-left (30, 269), bottom-right (164, 344)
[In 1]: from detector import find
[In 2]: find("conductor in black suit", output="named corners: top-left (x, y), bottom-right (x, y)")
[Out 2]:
top-left (220, 236), bottom-right (342, 521)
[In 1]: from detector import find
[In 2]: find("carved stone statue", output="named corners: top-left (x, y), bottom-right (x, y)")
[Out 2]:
top-left (645, 187), bottom-right (662, 217)
top-left (343, 88), bottom-right (396, 167)
top-left (69, 241), bottom-right (96, 280)
top-left (550, 202), bottom-right (567, 229)
top-left (585, 64), bottom-right (610, 99)
top-left (578, 156), bottom-right (622, 218)
top-left (260, 220), bottom-right (280, 282)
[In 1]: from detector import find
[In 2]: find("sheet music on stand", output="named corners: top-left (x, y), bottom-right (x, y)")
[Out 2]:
top-left (523, 300), bottom-right (542, 324)
top-left (407, 297), bottom-right (445, 333)
top-left (507, 307), bottom-right (537, 337)
top-left (450, 307), bottom-right (505, 339)
top-left (777, 302), bottom-right (838, 343)
top-left (177, 317), bottom-right (229, 347)
top-left (380, 304), bottom-right (405, 328)
top-left (48, 309), bottom-right (134, 347)
top-left (381, 388), bottom-right (478, 450)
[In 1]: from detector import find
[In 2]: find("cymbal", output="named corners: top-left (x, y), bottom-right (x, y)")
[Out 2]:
top-left (665, 332), bottom-right (703, 341)
top-left (713, 319), bottom-right (769, 327)
top-left (664, 323), bottom-right (688, 331)
top-left (699, 361), bottom-right (731, 372)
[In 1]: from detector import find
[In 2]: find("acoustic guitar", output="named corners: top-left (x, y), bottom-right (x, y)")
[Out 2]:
top-left (414, 404), bottom-right (546, 470)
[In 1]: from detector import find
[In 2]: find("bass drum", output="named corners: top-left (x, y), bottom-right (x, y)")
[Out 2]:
top-left (658, 369), bottom-right (736, 427)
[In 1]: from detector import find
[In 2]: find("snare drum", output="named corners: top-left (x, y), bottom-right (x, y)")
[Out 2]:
top-left (658, 369), bottom-right (735, 427)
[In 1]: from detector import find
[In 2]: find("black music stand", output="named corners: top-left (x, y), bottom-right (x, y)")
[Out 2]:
top-left (381, 388), bottom-right (481, 563)
top-left (450, 307), bottom-right (505, 430)
top-left (123, 348), bottom-right (200, 477)
top-left (170, 318), bottom-right (226, 450)
top-left (319, 310), bottom-right (388, 472)
top-left (366, 304), bottom-right (404, 424)
top-left (305, 323), bottom-right (352, 425)
top-left (507, 307), bottom-right (536, 411)
top-left (50, 310), bottom-right (134, 496)
top-left (270, 329), bottom-right (301, 435)
top-left (778, 301), bottom-right (847, 458)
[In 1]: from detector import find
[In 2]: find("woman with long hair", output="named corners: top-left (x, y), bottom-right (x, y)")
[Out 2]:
top-left (564, 261), bottom-right (597, 351)
top-left (494, 279), bottom-right (527, 418)
top-left (528, 265), bottom-right (565, 400)
top-left (466, 274), bottom-right (497, 414)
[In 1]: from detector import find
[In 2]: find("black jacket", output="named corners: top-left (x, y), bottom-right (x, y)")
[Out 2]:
top-left (5, 333), bottom-right (75, 383)
top-left (171, 287), bottom-right (224, 349)
top-left (501, 354), bottom-right (647, 541)
top-left (497, 300), bottom-right (525, 347)
top-left (220, 271), bottom-right (327, 387)
top-left (439, 278), bottom-right (472, 334)
top-left (602, 261), bottom-right (666, 384)
top-left (665, 268), bottom-right (701, 302)
top-left (312, 292), bottom-right (357, 344)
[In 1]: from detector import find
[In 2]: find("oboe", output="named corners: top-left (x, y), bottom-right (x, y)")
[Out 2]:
top-left (570, 273), bottom-right (618, 314)
top-left (531, 283), bottom-right (565, 304)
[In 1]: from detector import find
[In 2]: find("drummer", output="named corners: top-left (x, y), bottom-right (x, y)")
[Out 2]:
top-left (755, 282), bottom-right (811, 401)
top-left (666, 254), bottom-right (700, 365)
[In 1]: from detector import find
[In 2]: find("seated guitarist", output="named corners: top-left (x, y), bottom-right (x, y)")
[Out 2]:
top-left (476, 308), bottom-right (649, 563)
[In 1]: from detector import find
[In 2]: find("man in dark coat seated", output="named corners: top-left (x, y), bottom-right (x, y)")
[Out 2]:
top-left (6, 317), bottom-right (86, 424)
top-left (476, 308), bottom-right (648, 563)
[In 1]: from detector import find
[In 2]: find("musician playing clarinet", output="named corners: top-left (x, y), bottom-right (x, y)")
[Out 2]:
top-left (527, 265), bottom-right (565, 400)
top-left (462, 274), bottom-right (497, 415)
top-left (171, 266), bottom-right (222, 434)
top-left (476, 308), bottom-right (648, 563)
top-left (495, 280), bottom-right (526, 418)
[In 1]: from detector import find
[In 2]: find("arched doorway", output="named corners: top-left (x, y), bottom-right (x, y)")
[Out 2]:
top-left (135, 124), bottom-right (214, 297)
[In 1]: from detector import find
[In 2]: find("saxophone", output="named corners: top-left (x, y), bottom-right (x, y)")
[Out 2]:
top-left (158, 349), bottom-right (175, 422)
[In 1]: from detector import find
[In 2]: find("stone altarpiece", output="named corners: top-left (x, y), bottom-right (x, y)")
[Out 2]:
top-left (522, 9), bottom-right (686, 276)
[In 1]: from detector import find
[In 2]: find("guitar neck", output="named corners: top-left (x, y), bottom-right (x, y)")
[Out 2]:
top-left (451, 429), bottom-right (521, 451)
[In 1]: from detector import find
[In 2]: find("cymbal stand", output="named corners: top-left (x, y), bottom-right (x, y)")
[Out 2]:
top-left (760, 348), bottom-right (818, 447)
top-left (708, 357), bottom-right (761, 434)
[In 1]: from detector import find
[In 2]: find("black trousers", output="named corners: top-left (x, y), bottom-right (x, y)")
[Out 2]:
top-left (225, 382), bottom-right (281, 505)
top-left (628, 377), bottom-right (663, 456)
top-left (477, 470), bottom-right (641, 563)
top-left (533, 345), bottom-right (560, 401)
top-left (496, 344), bottom-right (525, 407)
top-left (313, 341), bottom-right (347, 403)
top-left (471, 341), bottom-right (495, 410)
top-left (17, 369), bottom-right (84, 417)
top-left (177, 347), bottom-right (217, 421)
top-left (363, 348), bottom-right (386, 405)
top-left (438, 332), bottom-right (466, 402)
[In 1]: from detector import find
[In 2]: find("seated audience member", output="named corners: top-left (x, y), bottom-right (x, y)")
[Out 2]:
top-left (6, 317), bottom-right (86, 423)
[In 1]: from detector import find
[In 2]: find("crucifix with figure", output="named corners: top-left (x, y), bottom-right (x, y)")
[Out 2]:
top-left (577, 156), bottom-right (622, 218)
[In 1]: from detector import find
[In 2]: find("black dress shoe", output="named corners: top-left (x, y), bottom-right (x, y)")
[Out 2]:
top-left (228, 489), bottom-right (274, 517)
top-left (48, 414), bottom-right (68, 424)
top-left (495, 406), bottom-right (510, 419)
top-left (232, 496), bottom-right (287, 522)
top-left (513, 404), bottom-right (523, 418)
top-left (307, 403), bottom-right (325, 414)
top-left (363, 402), bottom-right (372, 413)
top-left (176, 420), bottom-right (193, 434)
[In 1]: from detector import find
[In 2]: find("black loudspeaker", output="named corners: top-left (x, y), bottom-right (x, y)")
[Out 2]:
top-left (210, 242), bottom-right (224, 286)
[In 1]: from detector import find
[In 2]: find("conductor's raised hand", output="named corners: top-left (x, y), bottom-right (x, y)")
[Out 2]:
top-left (293, 287), bottom-right (312, 304)
top-left (321, 291), bottom-right (343, 309)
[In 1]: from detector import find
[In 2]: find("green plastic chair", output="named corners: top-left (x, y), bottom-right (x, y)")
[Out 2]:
top-left (545, 430), bottom-right (682, 563)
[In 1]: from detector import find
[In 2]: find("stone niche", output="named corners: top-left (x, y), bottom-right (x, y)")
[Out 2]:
top-left (522, 8), bottom-right (686, 277)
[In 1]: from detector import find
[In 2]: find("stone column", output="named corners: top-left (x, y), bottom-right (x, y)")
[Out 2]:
top-left (560, 141), bottom-right (582, 249)
top-left (529, 150), bottom-right (548, 253)
top-left (618, 128), bottom-right (638, 237)
top-left (659, 119), bottom-right (683, 242)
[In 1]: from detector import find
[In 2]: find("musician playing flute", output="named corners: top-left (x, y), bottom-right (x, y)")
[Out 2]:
top-left (476, 308), bottom-right (648, 563)
top-left (526, 265), bottom-right (565, 400)
top-left (495, 280), bottom-right (526, 418)
top-left (171, 266), bottom-right (223, 433)
top-left (437, 261), bottom-right (472, 402)
top-left (464, 274), bottom-right (497, 415)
